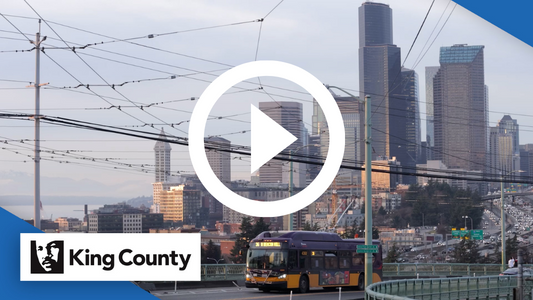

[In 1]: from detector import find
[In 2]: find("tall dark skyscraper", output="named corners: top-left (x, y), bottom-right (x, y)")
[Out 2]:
top-left (433, 44), bottom-right (487, 173)
top-left (398, 68), bottom-right (420, 183)
top-left (359, 2), bottom-right (412, 184)
top-left (425, 66), bottom-right (440, 160)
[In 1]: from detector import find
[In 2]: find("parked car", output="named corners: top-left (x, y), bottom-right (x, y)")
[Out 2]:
top-left (500, 268), bottom-right (533, 276)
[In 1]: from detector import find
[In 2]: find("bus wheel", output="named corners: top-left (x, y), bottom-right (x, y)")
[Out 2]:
top-left (298, 275), bottom-right (309, 293)
top-left (358, 274), bottom-right (364, 290)
top-left (259, 288), bottom-right (270, 293)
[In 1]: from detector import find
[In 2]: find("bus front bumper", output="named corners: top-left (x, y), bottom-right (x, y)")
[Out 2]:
top-left (245, 280), bottom-right (287, 290)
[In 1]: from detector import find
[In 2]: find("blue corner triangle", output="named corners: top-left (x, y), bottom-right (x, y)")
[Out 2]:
top-left (453, 0), bottom-right (533, 47)
top-left (0, 207), bottom-right (156, 300)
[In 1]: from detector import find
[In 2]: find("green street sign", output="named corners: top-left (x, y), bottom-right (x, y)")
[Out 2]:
top-left (356, 249), bottom-right (378, 253)
top-left (471, 230), bottom-right (483, 240)
top-left (357, 245), bottom-right (378, 250)
top-left (452, 230), bottom-right (460, 239)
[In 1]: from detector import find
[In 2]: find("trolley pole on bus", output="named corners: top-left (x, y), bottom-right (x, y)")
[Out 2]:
top-left (364, 95), bottom-right (373, 287)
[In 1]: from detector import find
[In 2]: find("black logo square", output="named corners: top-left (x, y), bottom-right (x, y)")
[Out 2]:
top-left (30, 240), bottom-right (64, 274)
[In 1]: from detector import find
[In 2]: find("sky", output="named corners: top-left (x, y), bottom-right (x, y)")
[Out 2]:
top-left (0, 0), bottom-right (532, 198)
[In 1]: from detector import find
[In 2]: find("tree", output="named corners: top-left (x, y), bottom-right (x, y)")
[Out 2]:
top-left (204, 240), bottom-right (221, 263)
top-left (341, 219), bottom-right (359, 239)
top-left (252, 217), bottom-right (271, 238)
top-left (378, 206), bottom-right (387, 216)
top-left (230, 217), bottom-right (254, 263)
top-left (506, 235), bottom-right (519, 261)
top-left (356, 218), bottom-right (379, 239)
top-left (230, 217), bottom-right (271, 263)
top-left (303, 221), bottom-right (320, 231)
top-left (453, 237), bottom-right (480, 263)
top-left (384, 244), bottom-right (400, 263)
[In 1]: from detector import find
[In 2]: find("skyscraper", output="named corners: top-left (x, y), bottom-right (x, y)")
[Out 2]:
top-left (490, 115), bottom-right (520, 176)
top-left (358, 2), bottom-right (405, 165)
top-left (313, 95), bottom-right (364, 186)
top-left (205, 137), bottom-right (231, 186)
top-left (258, 101), bottom-right (305, 187)
top-left (397, 68), bottom-right (420, 184)
top-left (433, 44), bottom-right (487, 173)
top-left (154, 128), bottom-right (171, 183)
top-left (425, 66), bottom-right (439, 160)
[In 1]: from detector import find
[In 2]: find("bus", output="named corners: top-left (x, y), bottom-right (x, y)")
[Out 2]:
top-left (245, 231), bottom-right (382, 293)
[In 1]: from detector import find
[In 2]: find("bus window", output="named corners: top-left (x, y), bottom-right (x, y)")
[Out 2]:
top-left (311, 257), bottom-right (324, 269)
top-left (339, 251), bottom-right (350, 269)
top-left (288, 250), bottom-right (297, 269)
top-left (299, 251), bottom-right (308, 269)
top-left (352, 252), bottom-right (364, 266)
top-left (325, 252), bottom-right (338, 269)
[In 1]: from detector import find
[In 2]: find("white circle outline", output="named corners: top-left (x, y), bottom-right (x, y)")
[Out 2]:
top-left (189, 60), bottom-right (345, 217)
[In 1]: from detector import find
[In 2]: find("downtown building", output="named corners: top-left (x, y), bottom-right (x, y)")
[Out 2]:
top-left (258, 101), bottom-right (308, 230)
top-left (433, 44), bottom-right (487, 192)
top-left (313, 94), bottom-right (364, 188)
top-left (489, 115), bottom-right (521, 188)
top-left (359, 1), bottom-right (418, 185)
top-left (520, 144), bottom-right (533, 183)
top-left (88, 203), bottom-right (163, 233)
top-left (425, 66), bottom-right (440, 161)
top-left (258, 101), bottom-right (306, 188)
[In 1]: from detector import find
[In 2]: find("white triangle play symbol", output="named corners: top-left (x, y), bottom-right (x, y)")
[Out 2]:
top-left (251, 104), bottom-right (297, 174)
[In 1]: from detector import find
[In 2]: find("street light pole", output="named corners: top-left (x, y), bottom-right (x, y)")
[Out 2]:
top-left (501, 175), bottom-right (506, 271)
top-left (30, 20), bottom-right (46, 230)
top-left (500, 169), bottom-right (524, 271)
top-left (207, 257), bottom-right (224, 264)
top-left (364, 95), bottom-right (372, 287)
top-left (325, 85), bottom-right (372, 287)
top-left (289, 149), bottom-right (294, 231)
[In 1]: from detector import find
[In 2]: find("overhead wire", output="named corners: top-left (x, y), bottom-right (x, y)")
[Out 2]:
top-left (2, 113), bottom-right (531, 184)
top-left (22, 0), bottom-right (190, 137)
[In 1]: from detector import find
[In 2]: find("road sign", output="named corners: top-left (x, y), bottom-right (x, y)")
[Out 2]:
top-left (452, 230), bottom-right (460, 239)
top-left (356, 249), bottom-right (378, 253)
top-left (471, 230), bottom-right (483, 240)
top-left (357, 245), bottom-right (378, 250)
top-left (460, 230), bottom-right (470, 239)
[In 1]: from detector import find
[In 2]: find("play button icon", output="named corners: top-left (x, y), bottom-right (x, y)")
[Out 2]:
top-left (250, 104), bottom-right (297, 174)
top-left (188, 60), bottom-right (344, 217)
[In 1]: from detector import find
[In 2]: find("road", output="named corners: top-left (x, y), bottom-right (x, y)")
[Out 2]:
top-left (152, 287), bottom-right (364, 300)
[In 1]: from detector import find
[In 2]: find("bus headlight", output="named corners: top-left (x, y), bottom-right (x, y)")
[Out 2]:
top-left (278, 274), bottom-right (287, 279)
top-left (246, 273), bottom-right (252, 279)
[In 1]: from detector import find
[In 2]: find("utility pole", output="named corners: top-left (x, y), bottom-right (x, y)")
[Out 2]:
top-left (364, 95), bottom-right (372, 287)
top-left (289, 149), bottom-right (293, 231)
top-left (323, 86), bottom-right (372, 287)
top-left (501, 176), bottom-right (506, 272)
top-left (31, 20), bottom-right (46, 230)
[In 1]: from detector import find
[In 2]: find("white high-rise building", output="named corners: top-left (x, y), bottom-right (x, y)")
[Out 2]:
top-left (154, 128), bottom-right (172, 183)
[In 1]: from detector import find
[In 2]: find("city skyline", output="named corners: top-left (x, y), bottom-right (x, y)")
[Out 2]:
top-left (1, 0), bottom-right (533, 198)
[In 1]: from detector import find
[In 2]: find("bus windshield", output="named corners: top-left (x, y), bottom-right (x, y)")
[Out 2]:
top-left (247, 249), bottom-right (288, 269)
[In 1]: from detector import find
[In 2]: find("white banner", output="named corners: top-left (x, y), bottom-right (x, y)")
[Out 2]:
top-left (20, 233), bottom-right (201, 281)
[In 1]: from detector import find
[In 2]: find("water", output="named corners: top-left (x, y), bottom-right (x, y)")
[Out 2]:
top-left (1, 204), bottom-right (105, 221)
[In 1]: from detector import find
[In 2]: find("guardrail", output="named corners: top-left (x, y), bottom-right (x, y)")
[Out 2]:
top-left (201, 263), bottom-right (527, 280)
top-left (201, 264), bottom-right (246, 281)
top-left (366, 275), bottom-right (533, 300)
top-left (383, 263), bottom-right (507, 277)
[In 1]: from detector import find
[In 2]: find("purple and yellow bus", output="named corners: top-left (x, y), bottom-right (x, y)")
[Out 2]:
top-left (245, 231), bottom-right (382, 293)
